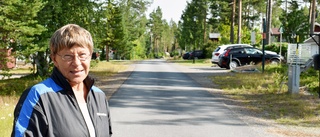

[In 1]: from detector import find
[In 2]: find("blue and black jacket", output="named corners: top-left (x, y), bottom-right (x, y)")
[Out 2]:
top-left (11, 67), bottom-right (112, 137)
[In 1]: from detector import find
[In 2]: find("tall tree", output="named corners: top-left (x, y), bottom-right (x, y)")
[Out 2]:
top-left (280, 1), bottom-right (309, 43)
top-left (99, 0), bottom-right (124, 61)
top-left (149, 6), bottom-right (164, 57)
top-left (119, 0), bottom-right (150, 59)
top-left (0, 0), bottom-right (46, 73)
top-left (180, 0), bottom-right (208, 52)
top-left (32, 0), bottom-right (97, 76)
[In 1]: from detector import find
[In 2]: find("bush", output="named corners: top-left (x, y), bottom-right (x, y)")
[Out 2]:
top-left (265, 42), bottom-right (288, 57)
top-left (263, 64), bottom-right (320, 95)
top-left (204, 40), bottom-right (220, 58)
top-left (170, 50), bottom-right (179, 57)
top-left (300, 68), bottom-right (319, 94)
top-left (90, 59), bottom-right (100, 68)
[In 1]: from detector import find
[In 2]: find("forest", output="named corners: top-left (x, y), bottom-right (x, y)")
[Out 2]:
top-left (0, 0), bottom-right (319, 76)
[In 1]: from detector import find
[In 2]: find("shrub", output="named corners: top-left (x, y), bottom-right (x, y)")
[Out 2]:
top-left (90, 59), bottom-right (99, 68)
top-left (265, 42), bottom-right (288, 57)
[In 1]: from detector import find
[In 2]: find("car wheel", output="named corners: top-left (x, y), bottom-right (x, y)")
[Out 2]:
top-left (229, 61), bottom-right (238, 69)
top-left (271, 59), bottom-right (280, 65)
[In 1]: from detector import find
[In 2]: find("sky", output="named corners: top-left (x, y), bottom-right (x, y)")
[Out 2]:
top-left (146, 0), bottom-right (191, 23)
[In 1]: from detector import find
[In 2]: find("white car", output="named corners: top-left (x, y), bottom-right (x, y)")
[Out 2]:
top-left (211, 44), bottom-right (252, 65)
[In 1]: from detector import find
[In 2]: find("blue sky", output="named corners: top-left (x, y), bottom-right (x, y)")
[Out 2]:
top-left (146, 0), bottom-right (190, 23)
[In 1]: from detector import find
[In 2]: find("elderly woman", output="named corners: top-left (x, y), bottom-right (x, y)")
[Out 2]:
top-left (12, 24), bottom-right (112, 137)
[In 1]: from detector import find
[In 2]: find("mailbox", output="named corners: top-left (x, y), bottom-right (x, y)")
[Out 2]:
top-left (313, 54), bottom-right (320, 70)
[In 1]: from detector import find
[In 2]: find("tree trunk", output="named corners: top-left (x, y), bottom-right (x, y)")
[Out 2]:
top-left (310, 0), bottom-right (316, 34)
top-left (106, 44), bottom-right (109, 62)
top-left (266, 0), bottom-right (272, 45)
top-left (35, 51), bottom-right (50, 77)
top-left (203, 1), bottom-right (207, 45)
top-left (230, 0), bottom-right (236, 43)
top-left (237, 0), bottom-right (242, 44)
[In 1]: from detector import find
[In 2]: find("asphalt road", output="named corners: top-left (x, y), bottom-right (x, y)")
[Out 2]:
top-left (109, 59), bottom-right (276, 137)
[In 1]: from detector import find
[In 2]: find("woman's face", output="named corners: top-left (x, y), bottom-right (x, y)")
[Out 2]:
top-left (52, 45), bottom-right (91, 85)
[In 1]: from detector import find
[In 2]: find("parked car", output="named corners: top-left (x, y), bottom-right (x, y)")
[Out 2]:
top-left (182, 52), bottom-right (191, 59)
top-left (183, 50), bottom-right (205, 60)
top-left (91, 52), bottom-right (100, 60)
top-left (218, 47), bottom-right (285, 69)
top-left (211, 44), bottom-right (252, 65)
top-left (190, 50), bottom-right (205, 59)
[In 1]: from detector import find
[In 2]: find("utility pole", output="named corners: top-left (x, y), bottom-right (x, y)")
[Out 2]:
top-left (237, 0), bottom-right (242, 44)
top-left (262, 18), bottom-right (267, 73)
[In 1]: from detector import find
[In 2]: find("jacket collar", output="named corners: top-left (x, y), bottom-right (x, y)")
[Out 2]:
top-left (50, 67), bottom-right (95, 94)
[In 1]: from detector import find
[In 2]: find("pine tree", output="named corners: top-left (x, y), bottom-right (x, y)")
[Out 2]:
top-left (0, 0), bottom-right (46, 73)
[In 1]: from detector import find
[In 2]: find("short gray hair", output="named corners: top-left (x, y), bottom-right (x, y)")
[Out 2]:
top-left (50, 24), bottom-right (93, 55)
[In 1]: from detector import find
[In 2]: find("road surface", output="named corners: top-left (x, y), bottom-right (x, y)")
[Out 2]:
top-left (109, 59), bottom-right (277, 137)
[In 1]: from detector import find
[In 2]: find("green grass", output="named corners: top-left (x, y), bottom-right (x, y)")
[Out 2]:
top-left (167, 58), bottom-right (212, 66)
top-left (2, 60), bottom-right (320, 134)
top-left (210, 64), bottom-right (320, 127)
top-left (0, 96), bottom-right (18, 136)
top-left (0, 60), bottom-right (130, 136)
top-left (0, 68), bottom-right (32, 74)
top-left (90, 60), bottom-right (130, 79)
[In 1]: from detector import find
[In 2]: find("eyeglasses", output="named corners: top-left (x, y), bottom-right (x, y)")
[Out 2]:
top-left (57, 53), bottom-right (91, 61)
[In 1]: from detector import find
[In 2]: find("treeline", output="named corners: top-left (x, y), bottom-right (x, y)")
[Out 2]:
top-left (0, 0), bottom-right (319, 76)
top-left (179, 0), bottom-right (320, 57)
top-left (0, 0), bottom-right (153, 76)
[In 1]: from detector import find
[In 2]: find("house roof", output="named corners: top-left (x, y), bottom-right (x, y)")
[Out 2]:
top-left (271, 28), bottom-right (280, 35)
top-left (304, 33), bottom-right (320, 44)
top-left (303, 22), bottom-right (320, 43)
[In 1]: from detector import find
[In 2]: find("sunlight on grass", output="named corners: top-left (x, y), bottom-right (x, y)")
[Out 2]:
top-left (91, 61), bottom-right (129, 72)
top-left (90, 61), bottom-right (130, 79)
top-left (210, 71), bottom-right (320, 127)
top-left (0, 68), bottom-right (32, 75)
top-left (0, 60), bottom-right (131, 136)
top-left (0, 96), bottom-right (18, 136)
top-left (167, 59), bottom-right (212, 66)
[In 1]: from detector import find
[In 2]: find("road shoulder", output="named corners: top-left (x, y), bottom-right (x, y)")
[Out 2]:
top-left (171, 63), bottom-right (320, 137)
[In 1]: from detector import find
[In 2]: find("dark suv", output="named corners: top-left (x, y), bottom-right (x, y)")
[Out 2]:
top-left (218, 47), bottom-right (284, 69)
top-left (183, 50), bottom-right (205, 60)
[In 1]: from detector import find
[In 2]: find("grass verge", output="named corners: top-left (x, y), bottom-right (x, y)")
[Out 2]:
top-left (0, 96), bottom-right (18, 136)
top-left (210, 65), bottom-right (320, 127)
top-left (0, 60), bottom-right (130, 136)
top-left (90, 60), bottom-right (130, 79)
top-left (167, 58), bottom-right (212, 66)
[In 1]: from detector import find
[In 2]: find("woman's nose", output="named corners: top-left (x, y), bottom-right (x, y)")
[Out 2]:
top-left (71, 56), bottom-right (82, 66)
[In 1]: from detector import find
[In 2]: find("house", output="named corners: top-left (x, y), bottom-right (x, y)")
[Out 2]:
top-left (209, 33), bottom-right (220, 42)
top-left (270, 28), bottom-right (281, 42)
top-left (271, 22), bottom-right (320, 43)
top-left (314, 22), bottom-right (320, 32)
top-left (302, 22), bottom-right (320, 55)
top-left (0, 48), bottom-right (16, 69)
